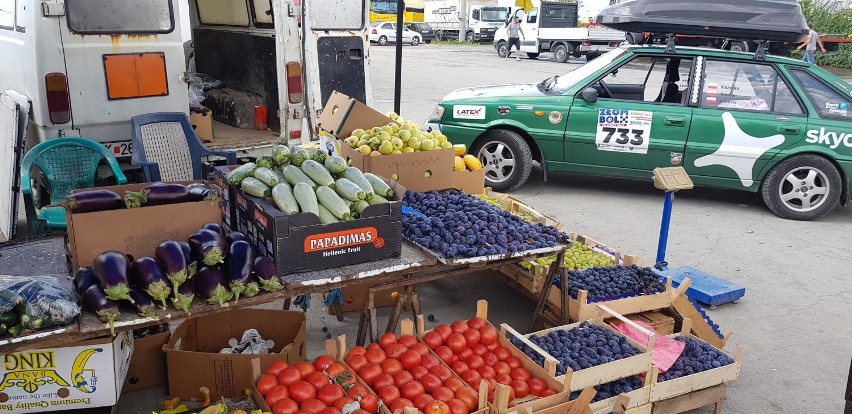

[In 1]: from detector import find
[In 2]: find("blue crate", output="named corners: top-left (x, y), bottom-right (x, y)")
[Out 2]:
top-left (660, 266), bottom-right (745, 306)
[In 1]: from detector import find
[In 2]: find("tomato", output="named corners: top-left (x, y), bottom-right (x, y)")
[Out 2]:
top-left (464, 355), bottom-right (484, 370)
top-left (510, 379), bottom-right (529, 398)
top-left (527, 378), bottom-right (547, 397)
top-left (446, 333), bottom-right (467, 353)
top-left (381, 358), bottom-right (404, 375)
top-left (424, 400), bottom-right (451, 414)
top-left (459, 369), bottom-right (480, 386)
top-left (377, 385), bottom-right (401, 406)
top-left (401, 380), bottom-right (425, 401)
top-left (457, 348), bottom-right (473, 362)
top-left (300, 398), bottom-right (327, 413)
top-left (430, 365), bottom-right (453, 382)
top-left (421, 354), bottom-right (441, 370)
top-left (410, 365), bottom-right (430, 380)
top-left (266, 385), bottom-right (290, 406)
top-left (482, 352), bottom-right (499, 366)
top-left (314, 356), bottom-right (335, 372)
top-left (495, 374), bottom-right (512, 385)
top-left (317, 408), bottom-right (341, 414)
top-left (305, 371), bottom-right (330, 390)
top-left (450, 360), bottom-right (469, 375)
top-left (462, 329), bottom-right (481, 348)
top-left (467, 317), bottom-right (486, 330)
top-left (450, 321), bottom-right (469, 334)
top-left (434, 324), bottom-right (453, 341)
top-left (423, 331), bottom-right (443, 350)
top-left (317, 383), bottom-right (345, 406)
top-left (398, 335), bottom-right (418, 348)
top-left (471, 344), bottom-right (488, 356)
top-left (431, 386), bottom-right (454, 402)
top-left (373, 373), bottom-right (395, 390)
top-left (388, 371), bottom-right (411, 388)
top-left (510, 368), bottom-right (531, 381)
top-left (358, 363), bottom-right (382, 387)
top-left (379, 332), bottom-right (398, 349)
top-left (385, 343), bottom-right (408, 360)
top-left (326, 363), bottom-right (346, 379)
top-left (413, 394), bottom-right (435, 411)
top-left (540, 389), bottom-right (557, 397)
top-left (365, 349), bottom-right (387, 364)
top-left (493, 362), bottom-right (511, 376)
top-left (443, 377), bottom-right (466, 392)
top-left (505, 356), bottom-right (522, 370)
top-left (478, 326), bottom-right (498, 346)
top-left (257, 374), bottom-right (278, 396)
top-left (349, 346), bottom-right (367, 356)
top-left (346, 354), bottom-right (368, 372)
top-left (359, 394), bottom-right (379, 412)
top-left (390, 398), bottom-right (415, 413)
top-left (289, 381), bottom-right (317, 405)
top-left (366, 343), bottom-right (382, 352)
top-left (267, 360), bottom-right (289, 377)
top-left (420, 373), bottom-right (442, 393)
top-left (446, 398), bottom-right (470, 414)
top-left (351, 411), bottom-right (371, 414)
top-left (476, 365), bottom-right (496, 380)
top-left (346, 384), bottom-right (369, 399)
top-left (294, 362), bottom-right (316, 378)
top-left (435, 346), bottom-right (455, 365)
top-left (455, 387), bottom-right (479, 411)
top-left (278, 366), bottom-right (302, 387)
top-left (493, 347), bottom-right (511, 361)
top-left (334, 397), bottom-right (354, 410)
top-left (271, 398), bottom-right (298, 414)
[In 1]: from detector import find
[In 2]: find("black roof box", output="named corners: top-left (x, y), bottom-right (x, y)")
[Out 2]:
top-left (597, 0), bottom-right (808, 42)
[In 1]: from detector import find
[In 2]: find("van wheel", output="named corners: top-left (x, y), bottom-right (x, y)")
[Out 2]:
top-left (496, 41), bottom-right (508, 58)
top-left (760, 154), bottom-right (842, 220)
top-left (473, 129), bottom-right (532, 192)
top-left (553, 44), bottom-right (569, 63)
top-left (378, 36), bottom-right (388, 46)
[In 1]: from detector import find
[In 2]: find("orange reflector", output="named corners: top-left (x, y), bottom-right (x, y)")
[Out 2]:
top-left (104, 53), bottom-right (169, 100)
top-left (286, 62), bottom-right (303, 104)
top-left (44, 73), bottom-right (71, 124)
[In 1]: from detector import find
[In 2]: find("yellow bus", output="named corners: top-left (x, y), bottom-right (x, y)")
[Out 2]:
top-left (371, 0), bottom-right (425, 22)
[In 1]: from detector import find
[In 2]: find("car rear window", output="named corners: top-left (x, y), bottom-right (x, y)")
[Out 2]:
top-left (790, 69), bottom-right (851, 120)
top-left (66, 0), bottom-right (174, 34)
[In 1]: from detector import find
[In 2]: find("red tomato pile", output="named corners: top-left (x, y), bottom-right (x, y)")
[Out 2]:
top-left (256, 357), bottom-right (376, 414)
top-left (347, 332), bottom-right (479, 414)
top-left (421, 317), bottom-right (557, 405)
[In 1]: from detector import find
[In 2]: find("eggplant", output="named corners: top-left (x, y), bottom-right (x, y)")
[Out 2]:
top-left (189, 229), bottom-right (226, 266)
top-left (179, 241), bottom-right (198, 279)
top-left (92, 251), bottom-right (133, 302)
top-left (61, 189), bottom-right (124, 213)
top-left (201, 222), bottom-right (224, 236)
top-left (125, 182), bottom-right (191, 208)
top-left (82, 284), bottom-right (120, 336)
top-left (73, 267), bottom-right (99, 298)
top-left (226, 231), bottom-right (246, 245)
top-left (253, 256), bottom-right (283, 292)
top-left (129, 257), bottom-right (172, 309)
top-left (188, 183), bottom-right (219, 202)
top-left (194, 266), bottom-right (233, 306)
top-left (171, 281), bottom-right (195, 316)
top-left (226, 240), bottom-right (256, 303)
top-left (126, 289), bottom-right (158, 318)
top-left (155, 241), bottom-right (189, 292)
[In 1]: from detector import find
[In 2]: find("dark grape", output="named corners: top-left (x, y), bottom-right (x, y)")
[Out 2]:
top-left (554, 265), bottom-right (666, 301)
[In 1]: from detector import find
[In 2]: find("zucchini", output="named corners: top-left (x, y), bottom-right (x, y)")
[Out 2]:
top-left (253, 167), bottom-right (280, 187)
top-left (241, 177), bottom-right (271, 197)
top-left (368, 194), bottom-right (389, 205)
top-left (301, 160), bottom-right (335, 188)
top-left (324, 156), bottom-right (348, 175)
top-left (226, 162), bottom-right (257, 186)
top-left (293, 182), bottom-right (319, 216)
top-left (353, 200), bottom-right (370, 215)
top-left (282, 165), bottom-right (317, 188)
top-left (272, 145), bottom-right (291, 166)
top-left (274, 168), bottom-right (286, 185)
top-left (343, 167), bottom-right (375, 201)
top-left (316, 186), bottom-right (351, 220)
top-left (271, 183), bottom-right (300, 214)
top-left (317, 205), bottom-right (340, 224)
top-left (334, 178), bottom-right (366, 202)
top-left (364, 172), bottom-right (395, 198)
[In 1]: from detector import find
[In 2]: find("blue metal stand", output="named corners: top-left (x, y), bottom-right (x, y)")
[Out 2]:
top-left (655, 191), bottom-right (674, 271)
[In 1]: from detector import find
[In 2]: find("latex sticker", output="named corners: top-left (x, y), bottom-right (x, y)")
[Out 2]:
top-left (595, 108), bottom-right (651, 154)
top-left (548, 111), bottom-right (563, 124)
top-left (453, 105), bottom-right (485, 120)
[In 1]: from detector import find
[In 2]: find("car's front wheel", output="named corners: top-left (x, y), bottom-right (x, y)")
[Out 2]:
top-left (526, 53), bottom-right (539, 59)
top-left (760, 154), bottom-right (842, 220)
top-left (496, 41), bottom-right (508, 58)
top-left (411, 36), bottom-right (420, 46)
top-left (378, 36), bottom-right (388, 46)
top-left (474, 129), bottom-right (532, 192)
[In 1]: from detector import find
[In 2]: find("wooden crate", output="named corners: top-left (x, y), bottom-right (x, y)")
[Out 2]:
top-left (498, 261), bottom-right (549, 295)
top-left (651, 383), bottom-right (727, 414)
top-left (482, 189), bottom-right (563, 230)
top-left (669, 295), bottom-right (732, 350)
top-left (605, 310), bottom-right (675, 336)
top-left (549, 276), bottom-right (691, 323)
top-left (587, 382), bottom-right (652, 413)
top-left (591, 394), bottom-right (654, 414)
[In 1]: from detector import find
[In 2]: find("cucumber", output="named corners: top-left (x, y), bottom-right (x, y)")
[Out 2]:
top-left (334, 178), bottom-right (366, 202)
top-left (291, 149), bottom-right (310, 167)
top-left (241, 177), bottom-right (271, 197)
top-left (271, 183), bottom-right (300, 214)
top-left (324, 156), bottom-right (348, 175)
top-left (316, 186), bottom-right (351, 220)
top-left (293, 182), bottom-right (319, 216)
top-left (256, 156), bottom-right (275, 169)
top-left (363, 172), bottom-right (395, 198)
top-left (253, 167), bottom-right (280, 187)
top-left (317, 205), bottom-right (340, 224)
top-left (353, 200), bottom-right (370, 215)
top-left (368, 194), bottom-right (389, 205)
top-left (272, 145), bottom-right (291, 166)
top-left (227, 162), bottom-right (257, 186)
top-left (343, 167), bottom-right (375, 201)
top-left (282, 165), bottom-right (317, 189)
top-left (301, 160), bottom-right (335, 188)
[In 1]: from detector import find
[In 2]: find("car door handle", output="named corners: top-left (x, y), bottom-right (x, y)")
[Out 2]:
top-left (664, 116), bottom-right (686, 126)
top-left (777, 124), bottom-right (800, 135)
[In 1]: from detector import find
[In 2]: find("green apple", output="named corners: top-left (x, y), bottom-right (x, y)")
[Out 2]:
top-left (440, 141), bottom-right (453, 149)
top-left (352, 128), bottom-right (365, 137)
top-left (398, 129), bottom-right (412, 142)
top-left (420, 139), bottom-right (435, 151)
top-left (378, 131), bottom-right (392, 142)
top-left (402, 147), bottom-right (415, 153)
top-left (408, 137), bottom-right (421, 150)
top-left (391, 149), bottom-right (402, 154)
top-left (391, 137), bottom-right (404, 150)
top-left (378, 141), bottom-right (394, 155)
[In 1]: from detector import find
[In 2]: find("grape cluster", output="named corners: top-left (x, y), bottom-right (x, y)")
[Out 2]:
top-left (658, 337), bottom-right (733, 381)
top-left (402, 190), bottom-right (568, 258)
top-left (555, 265), bottom-right (666, 301)
top-left (511, 322), bottom-right (641, 376)
top-left (570, 376), bottom-right (644, 402)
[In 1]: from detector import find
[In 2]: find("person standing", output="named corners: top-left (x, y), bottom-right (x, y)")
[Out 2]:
top-left (797, 26), bottom-right (827, 64)
top-left (506, 16), bottom-right (525, 61)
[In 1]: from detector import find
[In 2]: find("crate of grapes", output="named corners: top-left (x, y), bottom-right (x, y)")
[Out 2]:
top-left (476, 189), bottom-right (563, 230)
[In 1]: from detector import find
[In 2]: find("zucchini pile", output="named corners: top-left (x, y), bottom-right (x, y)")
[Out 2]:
top-left (228, 146), bottom-right (395, 224)
top-left (0, 276), bottom-right (79, 337)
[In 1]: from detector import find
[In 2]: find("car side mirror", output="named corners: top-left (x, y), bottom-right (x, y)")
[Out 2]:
top-left (581, 88), bottom-right (598, 104)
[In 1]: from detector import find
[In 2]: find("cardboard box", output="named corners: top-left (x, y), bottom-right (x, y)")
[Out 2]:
top-left (338, 144), bottom-right (455, 193)
top-left (66, 181), bottom-right (221, 269)
top-left (122, 330), bottom-right (169, 393)
top-left (317, 91), bottom-right (393, 138)
top-left (190, 106), bottom-right (214, 143)
top-left (232, 181), bottom-right (403, 275)
top-left (64, 405), bottom-right (118, 414)
top-left (163, 309), bottom-right (306, 400)
top-left (0, 332), bottom-right (133, 413)
top-left (213, 166), bottom-right (238, 231)
top-left (454, 168), bottom-right (486, 195)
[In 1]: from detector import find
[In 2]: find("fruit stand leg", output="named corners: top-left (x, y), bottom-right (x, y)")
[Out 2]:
top-left (529, 249), bottom-right (567, 331)
top-left (356, 291), bottom-right (378, 346)
top-left (385, 285), bottom-right (421, 335)
top-left (282, 298), bottom-right (291, 310)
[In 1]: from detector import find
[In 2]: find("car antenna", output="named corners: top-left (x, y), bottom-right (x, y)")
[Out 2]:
top-left (753, 41), bottom-right (767, 61)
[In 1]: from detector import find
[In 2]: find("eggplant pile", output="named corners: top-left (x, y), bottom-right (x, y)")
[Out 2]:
top-left (56, 182), bottom-right (218, 214)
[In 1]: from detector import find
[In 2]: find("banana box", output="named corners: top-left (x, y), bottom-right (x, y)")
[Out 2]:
top-left (0, 331), bottom-right (134, 413)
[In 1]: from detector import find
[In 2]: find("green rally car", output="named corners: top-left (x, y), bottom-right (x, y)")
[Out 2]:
top-left (425, 45), bottom-right (852, 220)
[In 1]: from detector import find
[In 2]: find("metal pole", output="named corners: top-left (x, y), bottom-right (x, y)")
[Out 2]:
top-left (394, 0), bottom-right (404, 114)
top-left (459, 0), bottom-right (468, 41)
top-left (655, 191), bottom-right (674, 269)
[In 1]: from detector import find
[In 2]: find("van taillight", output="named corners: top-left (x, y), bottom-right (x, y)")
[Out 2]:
top-left (286, 62), bottom-right (303, 104)
top-left (45, 73), bottom-right (71, 124)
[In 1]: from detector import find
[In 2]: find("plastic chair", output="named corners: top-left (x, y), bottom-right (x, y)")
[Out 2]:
top-left (21, 137), bottom-right (128, 235)
top-left (130, 112), bottom-right (237, 182)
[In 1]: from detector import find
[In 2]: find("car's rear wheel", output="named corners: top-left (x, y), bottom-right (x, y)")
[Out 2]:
top-left (474, 129), bottom-right (532, 192)
top-left (496, 41), bottom-right (508, 58)
top-left (553, 44), bottom-right (569, 63)
top-left (411, 36), bottom-right (420, 46)
top-left (760, 154), bottom-right (842, 220)
top-left (378, 36), bottom-right (388, 46)
top-left (526, 53), bottom-right (539, 59)
top-left (586, 53), bottom-right (600, 61)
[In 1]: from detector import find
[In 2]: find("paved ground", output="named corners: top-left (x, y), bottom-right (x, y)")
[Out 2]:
top-left (120, 44), bottom-right (851, 413)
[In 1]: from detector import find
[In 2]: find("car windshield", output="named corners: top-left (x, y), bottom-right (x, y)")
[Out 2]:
top-left (541, 48), bottom-right (629, 95)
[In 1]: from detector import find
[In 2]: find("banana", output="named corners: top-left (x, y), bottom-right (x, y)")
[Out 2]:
top-left (71, 347), bottom-right (102, 393)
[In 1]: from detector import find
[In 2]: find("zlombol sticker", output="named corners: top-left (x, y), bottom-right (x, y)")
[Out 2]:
top-left (548, 111), bottom-right (563, 124)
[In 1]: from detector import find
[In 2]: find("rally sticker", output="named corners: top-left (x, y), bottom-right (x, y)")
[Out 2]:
top-left (497, 106), bottom-right (511, 115)
top-left (516, 105), bottom-right (533, 110)
top-left (705, 83), bottom-right (718, 105)
top-left (453, 105), bottom-right (486, 120)
top-left (548, 111), bottom-right (563, 124)
top-left (595, 108), bottom-right (652, 154)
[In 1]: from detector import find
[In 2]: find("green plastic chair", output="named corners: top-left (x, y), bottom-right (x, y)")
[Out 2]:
top-left (21, 137), bottom-right (128, 235)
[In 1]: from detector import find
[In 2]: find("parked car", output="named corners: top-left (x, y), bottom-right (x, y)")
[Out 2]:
top-left (368, 22), bottom-right (422, 46)
top-left (406, 22), bottom-right (436, 44)
top-left (425, 45), bottom-right (852, 220)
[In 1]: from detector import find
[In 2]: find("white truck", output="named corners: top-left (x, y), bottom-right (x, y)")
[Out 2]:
top-left (424, 0), bottom-right (512, 42)
top-left (493, 0), bottom-right (625, 61)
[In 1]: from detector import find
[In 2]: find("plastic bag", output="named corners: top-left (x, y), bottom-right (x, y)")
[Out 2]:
top-left (187, 73), bottom-right (206, 110)
top-left (0, 276), bottom-right (80, 336)
top-left (220, 328), bottom-right (275, 354)
top-left (610, 320), bottom-right (685, 373)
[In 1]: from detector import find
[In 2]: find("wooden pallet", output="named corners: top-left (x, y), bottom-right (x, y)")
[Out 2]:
top-left (548, 277), bottom-right (691, 323)
top-left (605, 310), bottom-right (676, 336)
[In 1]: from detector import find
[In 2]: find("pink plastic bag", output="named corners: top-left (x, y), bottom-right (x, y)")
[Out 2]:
top-left (611, 320), bottom-right (685, 373)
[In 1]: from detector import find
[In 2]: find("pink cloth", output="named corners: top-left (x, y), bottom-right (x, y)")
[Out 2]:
top-left (610, 320), bottom-right (685, 373)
